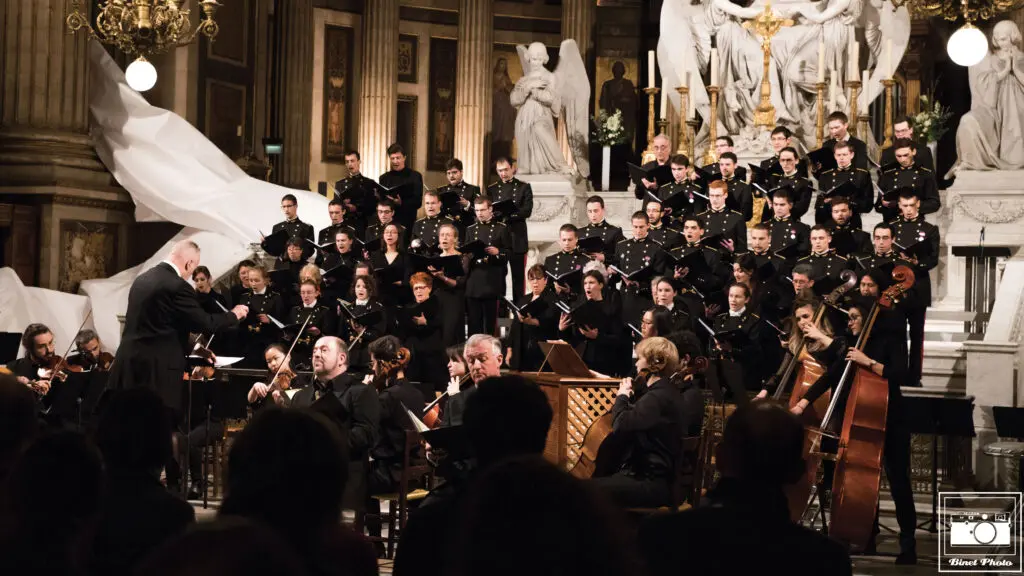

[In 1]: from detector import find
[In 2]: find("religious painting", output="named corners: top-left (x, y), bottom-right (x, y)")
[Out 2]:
top-left (492, 44), bottom-right (523, 162)
top-left (398, 35), bottom-right (418, 83)
top-left (397, 95), bottom-right (418, 168)
top-left (594, 56), bottom-right (639, 141)
top-left (428, 38), bottom-right (458, 171)
top-left (323, 25), bottom-right (354, 163)
top-left (58, 221), bottom-right (117, 294)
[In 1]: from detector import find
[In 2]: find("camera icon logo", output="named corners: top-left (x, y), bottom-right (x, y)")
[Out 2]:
top-left (949, 512), bottom-right (1013, 547)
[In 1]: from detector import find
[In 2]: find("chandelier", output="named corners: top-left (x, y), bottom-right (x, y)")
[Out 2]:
top-left (66, 0), bottom-right (222, 91)
top-left (891, 0), bottom-right (1024, 21)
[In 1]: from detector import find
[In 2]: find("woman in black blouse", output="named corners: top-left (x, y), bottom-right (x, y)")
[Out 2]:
top-left (341, 274), bottom-right (388, 372)
top-left (508, 264), bottom-right (559, 371)
top-left (428, 222), bottom-right (470, 347)
top-left (402, 272), bottom-right (448, 393)
top-left (558, 270), bottom-right (627, 377)
top-left (368, 223), bottom-right (409, 308)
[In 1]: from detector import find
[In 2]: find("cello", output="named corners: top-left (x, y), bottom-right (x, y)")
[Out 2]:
top-left (816, 265), bottom-right (915, 551)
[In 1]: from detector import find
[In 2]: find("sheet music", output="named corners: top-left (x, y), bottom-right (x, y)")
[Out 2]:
top-left (214, 356), bottom-right (244, 367)
top-left (267, 315), bottom-right (285, 329)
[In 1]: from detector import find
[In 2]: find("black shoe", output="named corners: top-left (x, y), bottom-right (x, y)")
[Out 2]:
top-left (187, 481), bottom-right (204, 500)
top-left (895, 549), bottom-right (917, 565)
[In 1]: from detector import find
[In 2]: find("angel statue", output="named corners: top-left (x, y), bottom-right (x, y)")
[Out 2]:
top-left (510, 41), bottom-right (590, 177)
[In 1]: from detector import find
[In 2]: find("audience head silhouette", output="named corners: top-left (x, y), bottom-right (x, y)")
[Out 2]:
top-left (0, 373), bottom-right (39, 481)
top-left (463, 374), bottom-right (552, 467)
top-left (94, 388), bottom-right (171, 475)
top-left (716, 400), bottom-right (805, 488)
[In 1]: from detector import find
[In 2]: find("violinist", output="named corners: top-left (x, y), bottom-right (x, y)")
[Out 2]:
top-left (246, 343), bottom-right (307, 408)
top-left (443, 334), bottom-right (503, 428)
top-left (590, 336), bottom-right (700, 508)
top-left (5, 323), bottom-right (54, 395)
top-left (791, 298), bottom-right (916, 564)
top-left (286, 280), bottom-right (337, 370)
top-left (507, 264), bottom-right (559, 371)
top-left (65, 329), bottom-right (114, 372)
top-left (440, 345), bottom-right (473, 427)
top-left (341, 274), bottom-right (388, 372)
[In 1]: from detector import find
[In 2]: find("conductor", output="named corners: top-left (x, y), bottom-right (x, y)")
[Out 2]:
top-left (107, 240), bottom-right (249, 411)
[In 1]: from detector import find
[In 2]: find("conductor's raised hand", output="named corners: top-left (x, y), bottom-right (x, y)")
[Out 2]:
top-left (231, 305), bottom-right (249, 320)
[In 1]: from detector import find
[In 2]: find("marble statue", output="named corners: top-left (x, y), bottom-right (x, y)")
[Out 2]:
top-left (511, 41), bottom-right (590, 177)
top-left (954, 20), bottom-right (1024, 171)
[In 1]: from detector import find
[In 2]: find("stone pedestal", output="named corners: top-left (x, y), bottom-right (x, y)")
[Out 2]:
top-left (453, 0), bottom-right (493, 188)
top-left (357, 0), bottom-right (399, 180)
top-left (521, 174), bottom-right (593, 282)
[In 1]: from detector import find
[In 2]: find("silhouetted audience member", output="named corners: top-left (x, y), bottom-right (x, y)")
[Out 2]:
top-left (219, 407), bottom-right (377, 576)
top-left (451, 455), bottom-right (639, 576)
top-left (91, 389), bottom-right (196, 576)
top-left (0, 373), bottom-right (39, 486)
top-left (135, 517), bottom-right (309, 576)
top-left (639, 401), bottom-right (852, 576)
top-left (393, 374), bottom-right (553, 576)
top-left (0, 431), bottom-right (104, 576)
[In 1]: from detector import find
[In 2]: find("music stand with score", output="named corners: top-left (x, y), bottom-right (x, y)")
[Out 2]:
top-left (536, 341), bottom-right (592, 378)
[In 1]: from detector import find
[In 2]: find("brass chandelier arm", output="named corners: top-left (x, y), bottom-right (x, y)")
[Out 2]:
top-left (65, 0), bottom-right (220, 59)
top-left (891, 0), bottom-right (1024, 22)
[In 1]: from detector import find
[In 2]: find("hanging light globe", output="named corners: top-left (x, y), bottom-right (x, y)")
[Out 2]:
top-left (125, 57), bottom-right (158, 92)
top-left (947, 23), bottom-right (989, 67)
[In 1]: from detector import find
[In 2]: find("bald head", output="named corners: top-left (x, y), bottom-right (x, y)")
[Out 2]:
top-left (312, 336), bottom-right (349, 380)
top-left (716, 400), bottom-right (805, 488)
top-left (167, 240), bottom-right (201, 279)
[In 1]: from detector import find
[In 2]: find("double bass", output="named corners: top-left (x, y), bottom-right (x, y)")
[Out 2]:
top-left (815, 265), bottom-right (915, 551)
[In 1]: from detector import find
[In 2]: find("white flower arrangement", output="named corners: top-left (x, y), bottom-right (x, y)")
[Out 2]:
top-left (593, 109), bottom-right (629, 147)
top-left (912, 95), bottom-right (952, 144)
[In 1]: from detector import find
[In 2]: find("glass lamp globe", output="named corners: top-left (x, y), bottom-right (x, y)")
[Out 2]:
top-left (125, 57), bottom-right (158, 92)
top-left (947, 24), bottom-right (989, 67)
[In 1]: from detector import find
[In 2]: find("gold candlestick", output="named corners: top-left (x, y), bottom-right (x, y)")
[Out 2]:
top-left (702, 85), bottom-right (721, 166)
top-left (641, 87), bottom-right (660, 165)
top-left (743, 2), bottom-right (793, 129)
top-left (815, 81), bottom-right (826, 148)
top-left (686, 118), bottom-right (700, 161)
top-left (881, 78), bottom-right (895, 148)
top-left (675, 86), bottom-right (690, 155)
top-left (657, 118), bottom-right (669, 138)
top-left (845, 80), bottom-right (861, 138)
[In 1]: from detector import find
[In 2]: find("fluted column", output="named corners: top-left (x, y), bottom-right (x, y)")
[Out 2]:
top-left (273, 0), bottom-right (313, 189)
top-left (561, 0), bottom-right (594, 65)
top-left (357, 0), bottom-right (399, 180)
top-left (453, 0), bottom-right (493, 188)
top-left (0, 0), bottom-right (106, 187)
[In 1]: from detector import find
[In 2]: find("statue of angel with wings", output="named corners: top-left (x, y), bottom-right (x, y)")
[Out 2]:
top-left (510, 41), bottom-right (590, 177)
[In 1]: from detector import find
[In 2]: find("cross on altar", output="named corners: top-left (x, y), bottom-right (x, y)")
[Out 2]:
top-left (743, 2), bottom-right (793, 129)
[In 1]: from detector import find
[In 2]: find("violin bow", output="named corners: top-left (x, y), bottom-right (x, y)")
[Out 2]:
top-left (269, 311), bottom-right (314, 384)
top-left (52, 309), bottom-right (94, 376)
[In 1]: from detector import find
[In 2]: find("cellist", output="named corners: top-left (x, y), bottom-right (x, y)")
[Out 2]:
top-left (789, 297), bottom-right (917, 565)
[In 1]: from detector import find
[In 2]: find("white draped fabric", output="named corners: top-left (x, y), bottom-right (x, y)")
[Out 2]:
top-left (0, 42), bottom-right (331, 355)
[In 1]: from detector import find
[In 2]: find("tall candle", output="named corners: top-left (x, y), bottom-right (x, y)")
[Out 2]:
top-left (682, 71), bottom-right (689, 90)
top-left (688, 87), bottom-right (696, 119)
top-left (660, 86), bottom-right (668, 118)
top-left (648, 50), bottom-right (655, 89)
top-left (848, 41), bottom-right (859, 81)
top-left (817, 38), bottom-right (826, 83)
top-left (710, 48), bottom-right (719, 86)
top-left (885, 39), bottom-right (893, 79)
top-left (828, 68), bottom-right (837, 110)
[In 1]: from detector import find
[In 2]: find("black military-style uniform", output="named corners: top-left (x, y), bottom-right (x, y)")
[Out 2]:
top-left (379, 167), bottom-right (424, 230)
top-left (668, 241), bottom-right (731, 308)
top-left (798, 249), bottom-right (850, 283)
top-left (828, 222), bottom-right (872, 257)
top-left (437, 181), bottom-right (480, 234)
top-left (816, 165), bottom-right (873, 226)
top-left (544, 249), bottom-right (590, 299)
top-left (656, 180), bottom-right (709, 225)
top-left (316, 223), bottom-right (357, 266)
top-left (708, 309), bottom-right (764, 402)
top-left (286, 302), bottom-right (338, 370)
top-left (816, 136), bottom-right (869, 172)
top-left (892, 215), bottom-right (939, 387)
top-left (271, 218), bottom-right (315, 260)
top-left (411, 214), bottom-right (453, 249)
top-left (880, 141), bottom-right (935, 172)
top-left (876, 163), bottom-right (940, 223)
top-left (760, 155), bottom-right (809, 177)
top-left (488, 177), bottom-right (534, 298)
top-left (465, 219), bottom-right (512, 336)
top-left (334, 173), bottom-right (378, 235)
top-left (615, 235), bottom-right (668, 325)
top-left (762, 172), bottom-right (813, 222)
top-left (698, 207), bottom-right (747, 253)
top-left (321, 250), bottom-right (358, 302)
top-left (238, 289), bottom-right (285, 367)
top-left (364, 221), bottom-right (407, 248)
top-left (273, 258), bottom-right (306, 308)
top-left (703, 162), bottom-right (748, 183)
top-left (635, 160), bottom-right (673, 199)
top-left (735, 249), bottom-right (791, 320)
top-left (648, 222), bottom-right (683, 251)
top-left (767, 216), bottom-right (810, 260)
top-left (579, 220), bottom-right (625, 266)
top-left (723, 176), bottom-right (754, 221)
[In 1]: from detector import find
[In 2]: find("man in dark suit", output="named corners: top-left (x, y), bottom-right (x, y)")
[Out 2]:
top-left (880, 116), bottom-right (935, 172)
top-left (639, 401), bottom-right (852, 576)
top-left (107, 240), bottom-right (248, 413)
top-left (488, 156), bottom-right (533, 298)
top-left (379, 143), bottom-right (424, 231)
top-left (813, 111), bottom-right (869, 174)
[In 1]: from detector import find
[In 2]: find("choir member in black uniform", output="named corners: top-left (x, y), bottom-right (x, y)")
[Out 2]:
top-left (637, 134), bottom-right (673, 197)
top-left (316, 199), bottom-right (356, 266)
top-left (760, 126), bottom-right (806, 175)
top-left (507, 265), bottom-right (560, 371)
top-left (411, 190), bottom-right (453, 249)
top-left (335, 150), bottom-right (377, 235)
top-left (557, 270), bottom-right (627, 377)
top-left (265, 194), bottom-right (315, 260)
top-left (402, 272), bottom-right (448, 392)
top-left (238, 266), bottom-right (285, 367)
top-left (718, 152), bottom-right (753, 221)
top-left (192, 266), bottom-right (228, 315)
top-left (544, 224), bottom-right (590, 300)
top-left (828, 197), bottom-right (873, 257)
top-left (738, 223), bottom-right (792, 302)
top-left (465, 196), bottom-right (512, 336)
top-left (815, 141), bottom-right (873, 226)
top-left (273, 237), bottom-right (307, 308)
top-left (321, 228), bottom-right (359, 303)
top-left (286, 279), bottom-right (338, 370)
top-left (438, 158), bottom-right (480, 235)
top-left (766, 187), bottom-right (811, 259)
top-left (652, 278), bottom-right (697, 333)
top-left (427, 222), bottom-right (470, 347)
top-left (731, 253), bottom-right (781, 327)
top-left (645, 200), bottom-right (683, 251)
top-left (798, 225), bottom-right (851, 284)
top-left (614, 211), bottom-right (668, 326)
top-left (246, 343), bottom-right (309, 409)
top-left (579, 195), bottom-right (624, 266)
top-left (698, 180), bottom-right (747, 254)
top-left (228, 259), bottom-right (256, 307)
top-left (656, 154), bottom-right (708, 227)
top-left (670, 215), bottom-right (732, 307)
top-left (814, 111), bottom-right (869, 173)
top-left (379, 143), bottom-right (423, 231)
top-left (761, 147), bottom-right (813, 222)
top-left (880, 116), bottom-right (935, 172)
top-left (891, 190), bottom-right (939, 388)
top-left (791, 299), bottom-right (917, 564)
top-left (365, 199), bottom-right (407, 249)
top-left (5, 323), bottom-right (54, 395)
top-left (368, 223), bottom-right (410, 308)
top-left (341, 275), bottom-right (388, 373)
top-left (875, 138), bottom-right (941, 223)
top-left (488, 157), bottom-right (533, 298)
top-left (706, 136), bottom-right (749, 181)
top-left (590, 336), bottom-right (701, 508)
top-left (708, 283), bottom-right (765, 402)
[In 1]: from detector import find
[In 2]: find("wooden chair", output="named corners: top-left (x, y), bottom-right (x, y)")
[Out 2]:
top-left (368, 430), bottom-right (432, 558)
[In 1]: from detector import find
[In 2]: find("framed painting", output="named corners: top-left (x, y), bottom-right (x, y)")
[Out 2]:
top-left (398, 34), bottom-right (418, 83)
top-left (428, 38), bottom-right (458, 171)
top-left (323, 25), bottom-right (355, 162)
top-left (58, 221), bottom-right (117, 294)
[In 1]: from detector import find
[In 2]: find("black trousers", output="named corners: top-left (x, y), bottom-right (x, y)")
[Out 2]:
top-left (510, 252), bottom-right (527, 300)
top-left (467, 298), bottom-right (498, 337)
top-left (183, 420), bottom-right (225, 484)
top-left (905, 306), bottom-right (927, 386)
top-left (591, 471), bottom-right (673, 509)
top-left (878, 416), bottom-right (917, 550)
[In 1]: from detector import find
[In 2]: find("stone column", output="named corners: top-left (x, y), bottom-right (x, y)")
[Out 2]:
top-left (273, 0), bottom-right (314, 190)
top-left (561, 0), bottom-right (594, 65)
top-left (357, 0), bottom-right (399, 180)
top-left (453, 0), bottom-right (493, 188)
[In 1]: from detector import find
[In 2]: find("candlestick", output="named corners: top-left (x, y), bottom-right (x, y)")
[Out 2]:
top-left (885, 39), bottom-right (893, 79)
top-left (817, 38), bottom-right (825, 83)
top-left (702, 85), bottom-right (721, 167)
top-left (641, 86), bottom-right (660, 164)
top-left (648, 51), bottom-right (655, 89)
top-left (815, 81), bottom-right (827, 148)
top-left (676, 86), bottom-right (690, 155)
top-left (881, 78), bottom-right (895, 148)
top-left (845, 79), bottom-right (861, 137)
top-left (686, 118), bottom-right (700, 162)
top-left (710, 48), bottom-right (719, 86)
top-left (657, 119), bottom-right (669, 141)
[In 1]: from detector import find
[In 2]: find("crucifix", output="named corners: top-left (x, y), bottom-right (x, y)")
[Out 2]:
top-left (743, 1), bottom-right (793, 129)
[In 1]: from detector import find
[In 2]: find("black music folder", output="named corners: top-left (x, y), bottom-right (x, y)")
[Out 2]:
top-left (260, 229), bottom-right (289, 257)
top-left (628, 162), bottom-right (672, 189)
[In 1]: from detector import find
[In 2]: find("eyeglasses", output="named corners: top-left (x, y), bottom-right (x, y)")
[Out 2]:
top-left (281, 203), bottom-right (296, 209)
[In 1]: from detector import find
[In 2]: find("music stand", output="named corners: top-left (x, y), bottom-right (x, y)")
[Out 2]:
top-left (536, 341), bottom-right (592, 378)
top-left (42, 372), bottom-right (90, 424)
top-left (991, 406), bottom-right (1024, 491)
top-left (190, 374), bottom-right (251, 508)
top-left (903, 393), bottom-right (976, 533)
top-left (80, 372), bottom-right (110, 427)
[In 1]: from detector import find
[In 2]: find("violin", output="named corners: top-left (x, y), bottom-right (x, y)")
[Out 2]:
top-left (422, 373), bottom-right (470, 429)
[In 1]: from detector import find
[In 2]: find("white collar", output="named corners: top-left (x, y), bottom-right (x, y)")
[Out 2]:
top-left (663, 302), bottom-right (674, 311)
top-left (729, 307), bottom-right (746, 317)
top-left (783, 170), bottom-right (798, 177)
top-left (356, 298), bottom-right (369, 306)
top-left (303, 302), bottom-right (317, 308)
top-left (253, 287), bottom-right (266, 295)
top-left (161, 260), bottom-right (182, 278)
